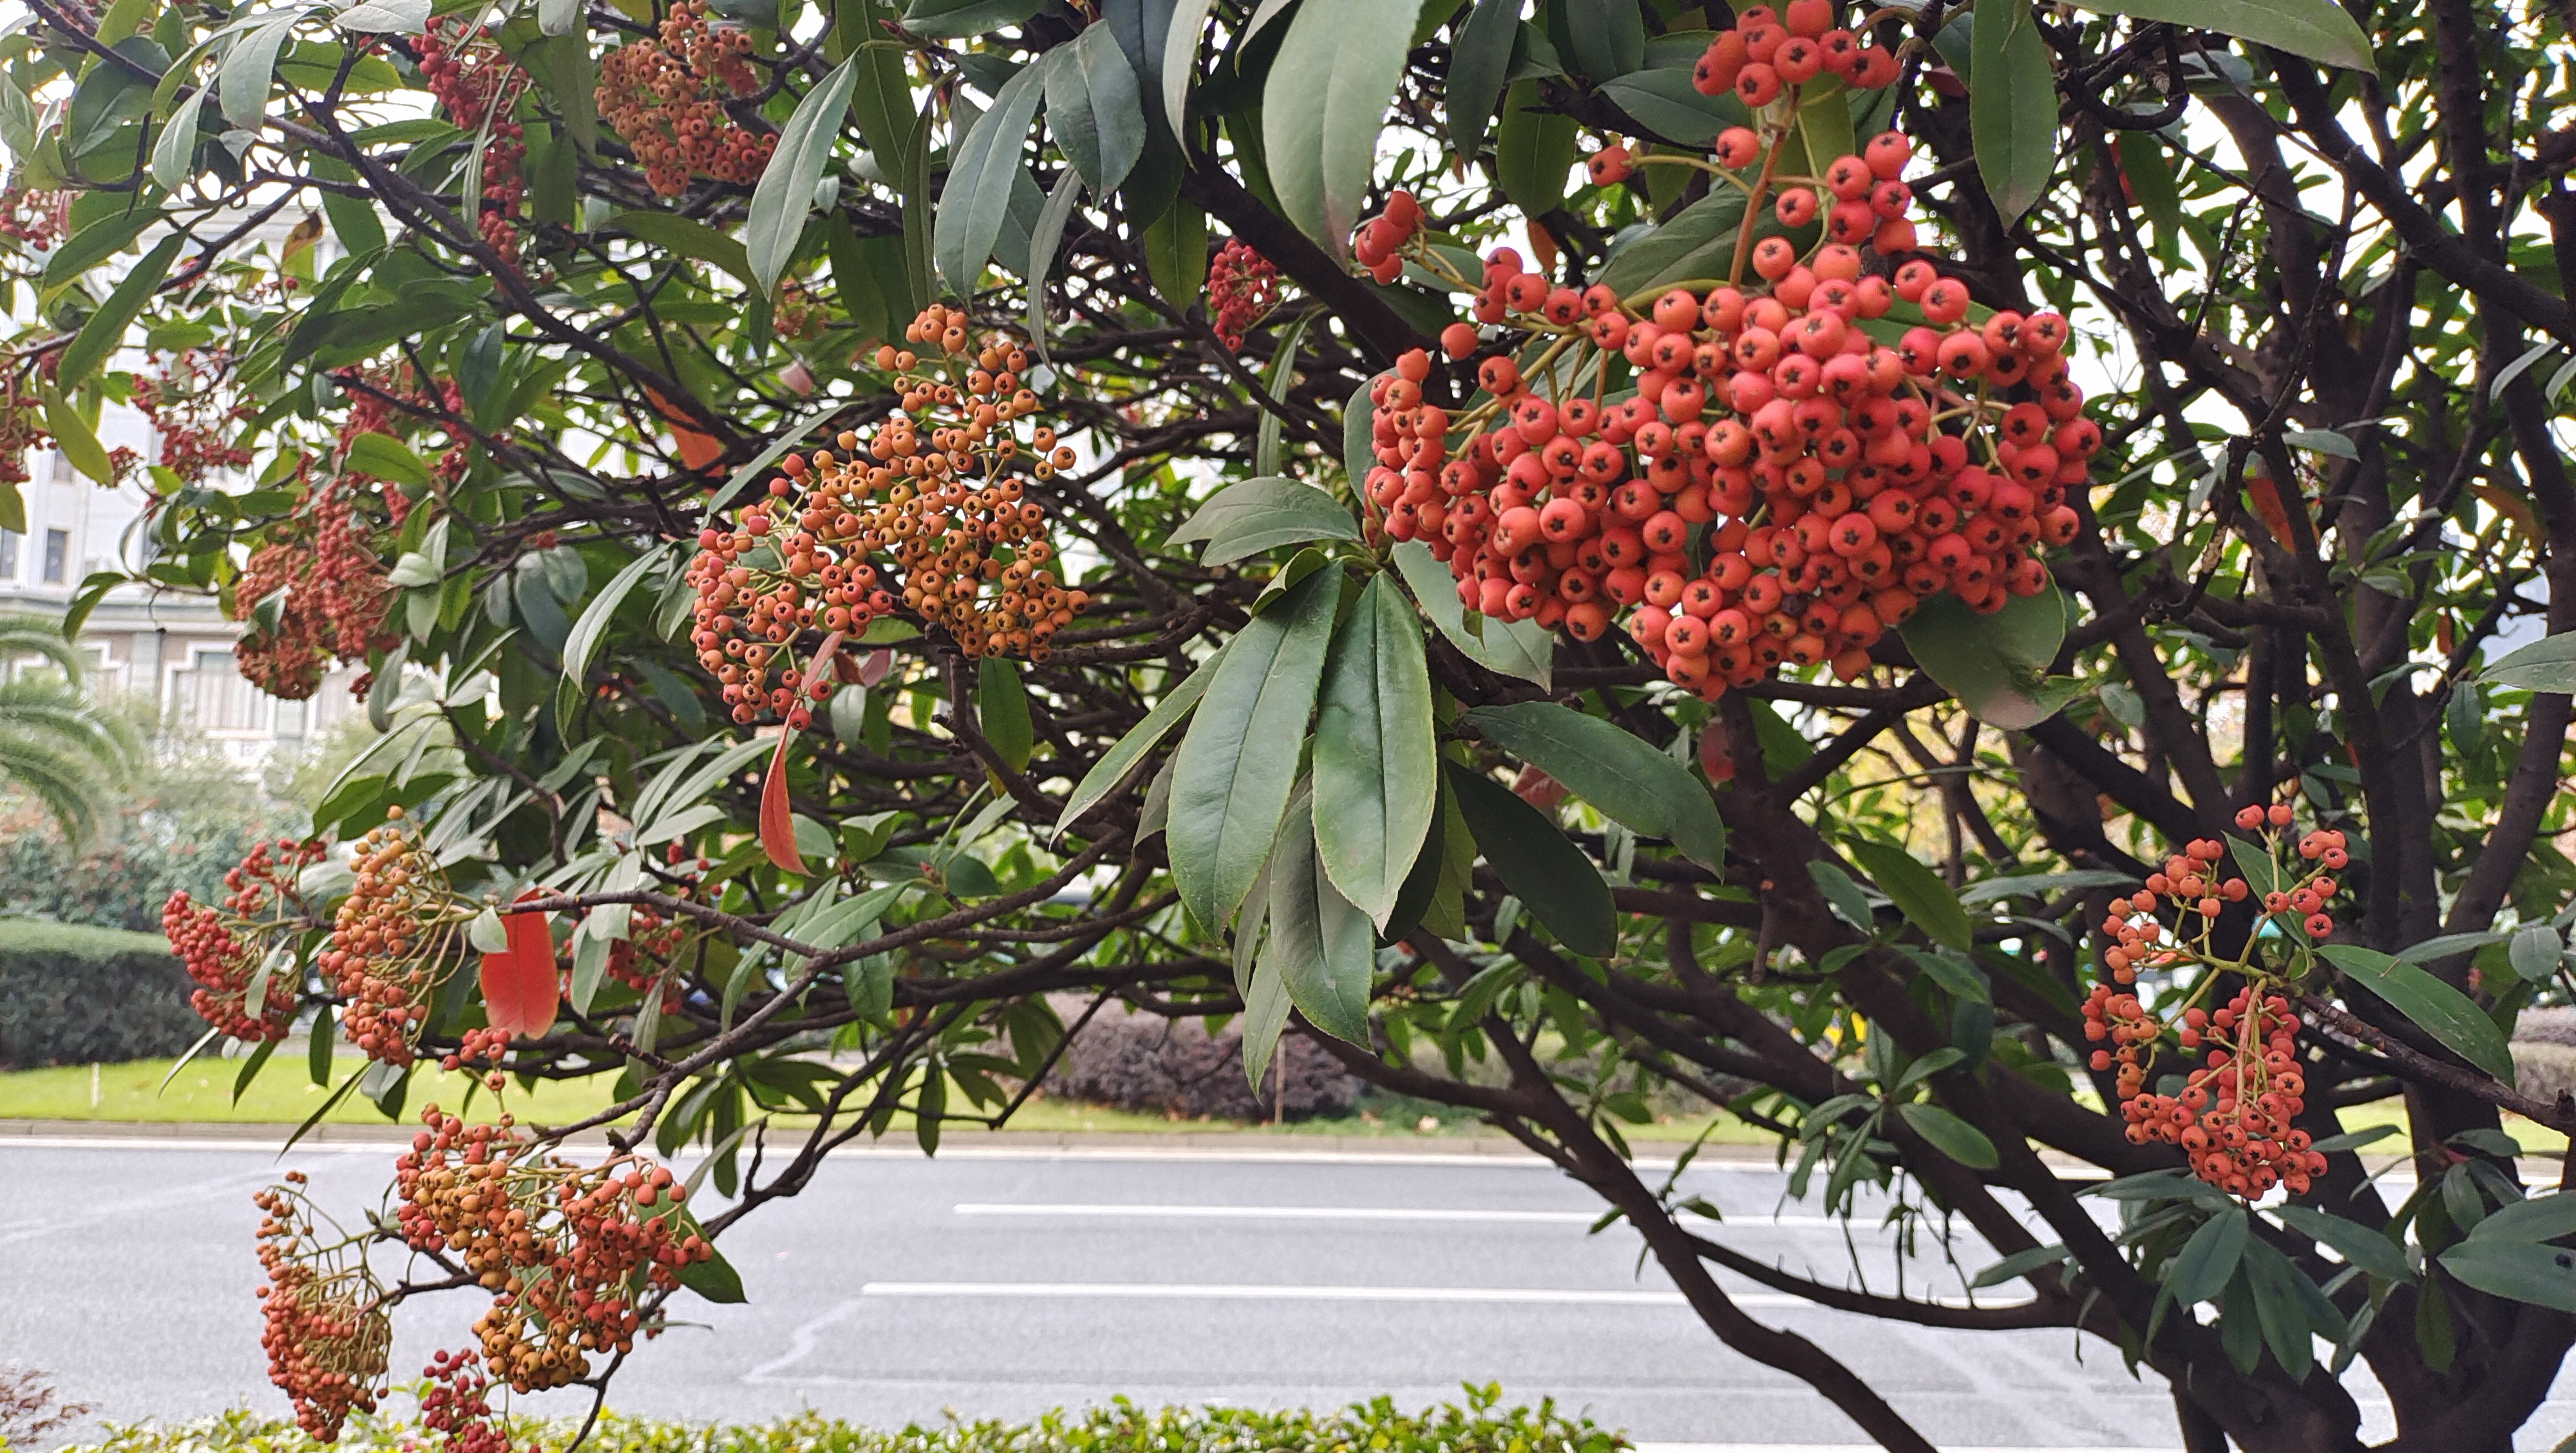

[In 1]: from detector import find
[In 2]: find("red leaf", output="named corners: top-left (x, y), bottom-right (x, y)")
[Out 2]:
top-left (479, 891), bottom-right (558, 1040)
top-left (860, 647), bottom-right (893, 687)
top-left (759, 629), bottom-right (844, 877)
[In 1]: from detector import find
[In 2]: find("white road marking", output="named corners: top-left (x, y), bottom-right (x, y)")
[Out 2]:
top-left (862, 1279), bottom-right (1699, 1305)
top-left (954, 1201), bottom-right (1854, 1227)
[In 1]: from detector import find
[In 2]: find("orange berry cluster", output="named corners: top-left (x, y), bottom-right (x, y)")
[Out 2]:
top-left (162, 837), bottom-right (325, 1042)
top-left (417, 17), bottom-right (528, 259)
top-left (421, 1349), bottom-right (512, 1453)
top-left (1693, 1), bottom-right (1902, 107)
top-left (322, 809), bottom-right (464, 1067)
top-left (607, 906), bottom-right (689, 1012)
top-left (1206, 238), bottom-right (1281, 349)
top-left (228, 476), bottom-right (399, 701)
top-left (233, 540), bottom-right (335, 699)
top-left (131, 348), bottom-right (254, 486)
top-left (253, 1172), bottom-right (390, 1442)
top-left (596, 1), bottom-right (773, 198)
top-left (1364, 96), bottom-right (2087, 696)
top-left (2080, 805), bottom-right (2351, 1196)
top-left (1351, 189), bottom-right (1424, 284)
top-left (687, 310), bottom-right (1088, 719)
top-left (394, 1106), bottom-right (712, 1394)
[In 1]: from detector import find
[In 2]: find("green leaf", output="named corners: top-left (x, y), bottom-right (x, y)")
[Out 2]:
top-left (1389, 540), bottom-right (1553, 689)
top-left (1557, 0), bottom-right (1643, 79)
top-left (2240, 1238), bottom-right (2317, 1383)
top-left (1313, 575), bottom-right (1439, 926)
top-left (1444, 760), bottom-right (1616, 957)
top-left (1157, 0), bottom-right (1218, 138)
top-left (1969, 1242), bottom-right (2068, 1289)
top-left (2468, 1192), bottom-right (2576, 1245)
top-left (2059, 0), bottom-right (2372, 71)
top-left (2483, 632), bottom-right (2576, 694)
top-left (1238, 895), bottom-right (1294, 1090)
top-left (745, 53), bottom-right (860, 296)
top-left (1053, 644), bottom-right (1225, 839)
top-left (42, 390), bottom-right (114, 484)
top-left (336, 0), bottom-right (426, 29)
top-left (675, 1235), bottom-right (748, 1303)
top-left (900, 0), bottom-right (1043, 36)
top-left (1446, 0), bottom-right (1520, 156)
top-left (1141, 197), bottom-right (1208, 307)
top-left (2438, 1239), bottom-right (2576, 1313)
top-left (1898, 580), bottom-right (2076, 729)
top-left (2510, 923), bottom-right (2563, 982)
top-left (59, 231), bottom-right (184, 392)
top-left (2166, 1208), bottom-right (2249, 1307)
top-left (1895, 1102), bottom-right (1998, 1169)
top-left (554, 544), bottom-right (671, 739)
top-left (935, 62), bottom-right (1046, 293)
top-left (2319, 945), bottom-right (2516, 1084)
top-left (1168, 565), bottom-right (1341, 934)
top-left (1045, 24), bottom-right (1145, 192)
top-left (614, 212), bottom-right (753, 283)
top-left (1967, 0), bottom-right (2054, 228)
top-left (1267, 789), bottom-right (1376, 1043)
top-left (1807, 860), bottom-right (1875, 933)
top-left (1844, 839), bottom-right (1973, 953)
top-left (976, 655), bottom-right (1034, 772)
top-left (1462, 701), bottom-right (1725, 872)
top-left (44, 207), bottom-right (165, 288)
top-left (0, 479), bottom-right (21, 535)
top-left (1598, 68), bottom-right (1735, 146)
top-left (1495, 78), bottom-right (1578, 216)
top-left (343, 432), bottom-right (431, 487)
top-left (1262, 0), bottom-right (1426, 255)
top-left (1168, 477), bottom-right (1362, 565)
top-left (219, 7), bottom-right (308, 132)
top-left (1596, 184), bottom-right (1750, 294)
top-left (2275, 1205), bottom-right (2415, 1283)
top-left (151, 87), bottom-right (209, 191)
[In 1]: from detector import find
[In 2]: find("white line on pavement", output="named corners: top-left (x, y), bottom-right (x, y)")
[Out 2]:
top-left (953, 1202), bottom-right (1853, 1226)
top-left (862, 1280), bottom-right (1700, 1306)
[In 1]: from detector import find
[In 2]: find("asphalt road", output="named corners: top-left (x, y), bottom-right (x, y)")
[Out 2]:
top-left (6, 1137), bottom-right (2573, 1452)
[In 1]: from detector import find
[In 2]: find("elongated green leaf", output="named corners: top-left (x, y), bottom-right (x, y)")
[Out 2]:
top-left (1463, 701), bottom-right (1725, 872)
top-left (976, 655), bottom-right (1034, 772)
top-left (745, 53), bottom-right (859, 296)
top-left (2240, 1238), bottom-right (2317, 1383)
top-left (1141, 198), bottom-right (1207, 306)
top-left (151, 87), bottom-right (208, 191)
top-left (1046, 24), bottom-right (1145, 192)
top-left (1053, 644), bottom-right (1226, 838)
top-left (2438, 1239), bottom-right (2576, 1313)
top-left (2320, 945), bottom-right (2515, 1084)
top-left (553, 543), bottom-right (670, 739)
top-left (60, 231), bottom-right (183, 392)
top-left (45, 207), bottom-right (164, 288)
top-left (1168, 476), bottom-right (1361, 564)
top-left (1262, 0), bottom-right (1425, 255)
top-left (42, 390), bottom-right (113, 484)
top-left (1390, 540), bottom-right (1553, 689)
top-left (2060, 0), bottom-right (2372, 72)
top-left (220, 8), bottom-right (307, 132)
top-left (1598, 68), bottom-right (1734, 146)
top-left (2468, 1192), bottom-right (2576, 1245)
top-left (1159, 0), bottom-right (1218, 138)
top-left (1168, 565), bottom-right (1341, 933)
top-left (1267, 789), bottom-right (1376, 1043)
top-left (1024, 170), bottom-right (1084, 358)
top-left (1899, 581), bottom-right (2076, 729)
top-left (902, 0), bottom-right (1043, 35)
top-left (1313, 575), bottom-right (1438, 926)
top-left (1596, 184), bottom-right (1747, 294)
top-left (1969, 1242), bottom-right (2068, 1289)
top-left (1897, 1101), bottom-right (1998, 1169)
top-left (1255, 312), bottom-right (1309, 477)
top-left (338, 0), bottom-right (427, 30)
top-left (2483, 632), bottom-right (2576, 694)
top-left (2275, 1206), bottom-right (2416, 1282)
top-left (2167, 1209), bottom-right (2249, 1307)
top-left (1444, 760), bottom-right (1616, 957)
top-left (1846, 839), bottom-right (1972, 954)
top-left (934, 62), bottom-right (1045, 292)
top-left (1447, 0), bottom-right (1519, 156)
top-left (1967, 0), bottom-right (2053, 227)
top-left (1238, 897), bottom-right (1293, 1090)
top-left (1495, 78), bottom-right (1579, 216)
top-left (613, 210), bottom-right (753, 281)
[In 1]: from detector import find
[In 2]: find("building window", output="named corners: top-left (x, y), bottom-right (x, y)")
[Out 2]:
top-left (0, 527), bottom-right (17, 580)
top-left (41, 527), bottom-right (66, 584)
top-left (48, 451), bottom-right (71, 486)
top-left (176, 648), bottom-right (263, 733)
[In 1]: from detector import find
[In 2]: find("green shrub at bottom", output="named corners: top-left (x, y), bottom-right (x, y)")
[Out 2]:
top-left (61, 1389), bottom-right (1627, 1453)
top-left (0, 918), bottom-right (205, 1069)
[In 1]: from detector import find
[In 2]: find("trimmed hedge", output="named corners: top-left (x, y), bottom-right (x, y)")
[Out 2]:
top-left (68, 1390), bottom-right (1626, 1453)
top-left (1049, 1005), bottom-right (1359, 1122)
top-left (0, 918), bottom-right (205, 1069)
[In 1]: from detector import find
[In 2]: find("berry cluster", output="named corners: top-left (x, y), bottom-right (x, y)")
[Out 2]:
top-left (162, 837), bottom-right (325, 1042)
top-left (131, 348), bottom-right (256, 486)
top-left (0, 185), bottom-right (64, 247)
top-left (253, 1173), bottom-right (390, 1442)
top-left (607, 907), bottom-right (689, 1012)
top-left (1351, 189), bottom-right (1423, 284)
top-left (227, 476), bottom-right (399, 700)
top-left (395, 1106), bottom-right (712, 1394)
top-left (1360, 19), bottom-right (2087, 696)
top-left (0, 386), bottom-right (53, 486)
top-left (2080, 805), bottom-right (2351, 1196)
top-left (1692, 0), bottom-right (1904, 105)
top-left (232, 540), bottom-right (336, 699)
top-left (417, 17), bottom-right (529, 260)
top-left (1206, 238), bottom-right (1282, 350)
top-left (321, 808), bottom-right (464, 1067)
top-left (421, 1349), bottom-right (513, 1453)
top-left (596, 1), bottom-right (774, 198)
top-left (687, 311), bottom-right (1088, 720)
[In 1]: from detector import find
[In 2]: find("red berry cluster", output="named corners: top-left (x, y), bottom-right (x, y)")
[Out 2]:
top-left (162, 837), bottom-right (325, 1042)
top-left (0, 386), bottom-right (54, 486)
top-left (1692, 1), bottom-right (1903, 106)
top-left (417, 17), bottom-right (529, 260)
top-left (1363, 50), bottom-right (2088, 695)
top-left (253, 1172), bottom-right (390, 1442)
top-left (131, 349), bottom-right (256, 486)
top-left (0, 185), bottom-right (64, 247)
top-left (1351, 188), bottom-right (1424, 283)
top-left (2080, 805), bottom-right (2351, 1196)
top-left (421, 1349), bottom-right (513, 1453)
top-left (596, 1), bottom-right (774, 198)
top-left (227, 475), bottom-right (399, 700)
top-left (321, 808), bottom-right (465, 1067)
top-left (395, 1106), bottom-right (712, 1394)
top-left (232, 540), bottom-right (334, 699)
top-left (1206, 238), bottom-right (1282, 350)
